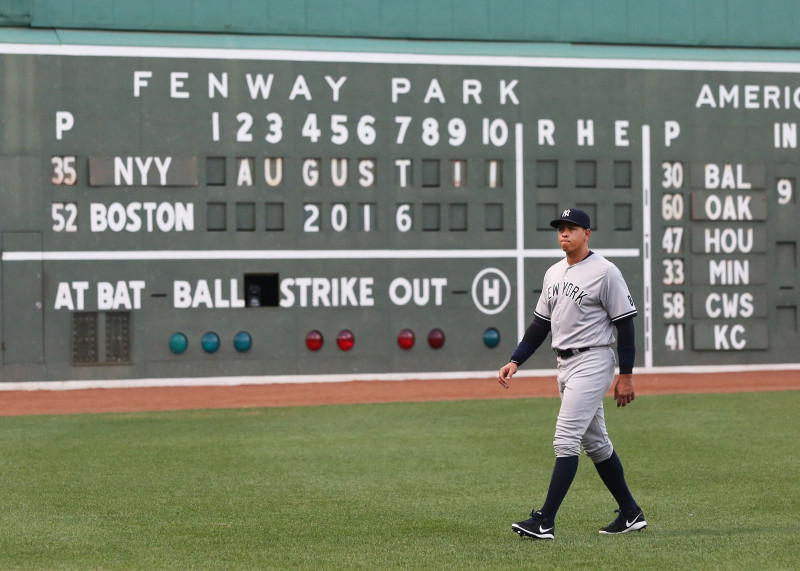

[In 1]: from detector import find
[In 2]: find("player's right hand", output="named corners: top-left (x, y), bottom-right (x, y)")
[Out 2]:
top-left (498, 362), bottom-right (518, 388)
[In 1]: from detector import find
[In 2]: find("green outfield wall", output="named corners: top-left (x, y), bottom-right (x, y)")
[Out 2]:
top-left (1, 0), bottom-right (800, 49)
top-left (1, 2), bottom-right (799, 386)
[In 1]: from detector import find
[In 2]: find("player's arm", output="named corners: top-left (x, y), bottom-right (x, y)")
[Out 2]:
top-left (498, 314), bottom-right (551, 388)
top-left (613, 316), bottom-right (636, 407)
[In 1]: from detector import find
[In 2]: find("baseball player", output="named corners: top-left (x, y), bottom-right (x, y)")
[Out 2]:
top-left (498, 207), bottom-right (645, 539)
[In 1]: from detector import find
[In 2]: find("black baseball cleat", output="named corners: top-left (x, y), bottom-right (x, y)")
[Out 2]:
top-left (599, 507), bottom-right (647, 534)
top-left (512, 510), bottom-right (555, 539)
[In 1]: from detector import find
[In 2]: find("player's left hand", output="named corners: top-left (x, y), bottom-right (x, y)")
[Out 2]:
top-left (613, 374), bottom-right (635, 407)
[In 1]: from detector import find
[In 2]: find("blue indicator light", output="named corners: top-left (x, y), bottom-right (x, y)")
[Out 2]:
top-left (169, 332), bottom-right (188, 355)
top-left (233, 331), bottom-right (252, 352)
top-left (201, 332), bottom-right (221, 353)
top-left (483, 327), bottom-right (500, 348)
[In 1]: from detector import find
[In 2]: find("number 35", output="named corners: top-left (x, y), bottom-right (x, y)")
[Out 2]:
top-left (51, 156), bottom-right (77, 185)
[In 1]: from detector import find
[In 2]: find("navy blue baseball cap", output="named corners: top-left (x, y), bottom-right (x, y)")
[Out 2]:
top-left (550, 207), bottom-right (590, 229)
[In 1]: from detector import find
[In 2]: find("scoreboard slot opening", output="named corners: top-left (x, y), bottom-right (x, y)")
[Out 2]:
top-left (244, 274), bottom-right (280, 308)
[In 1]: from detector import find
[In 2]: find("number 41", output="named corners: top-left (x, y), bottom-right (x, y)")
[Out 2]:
top-left (665, 324), bottom-right (685, 351)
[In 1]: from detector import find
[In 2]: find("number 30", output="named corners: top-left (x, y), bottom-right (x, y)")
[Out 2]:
top-left (661, 161), bottom-right (683, 189)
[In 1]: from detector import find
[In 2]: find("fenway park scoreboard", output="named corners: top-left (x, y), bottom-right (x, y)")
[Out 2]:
top-left (0, 42), bottom-right (798, 384)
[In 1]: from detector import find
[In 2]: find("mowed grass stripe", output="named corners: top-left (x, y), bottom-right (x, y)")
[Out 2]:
top-left (0, 391), bottom-right (796, 569)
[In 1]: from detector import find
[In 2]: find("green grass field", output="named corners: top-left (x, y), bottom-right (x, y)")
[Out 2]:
top-left (0, 390), bottom-right (797, 569)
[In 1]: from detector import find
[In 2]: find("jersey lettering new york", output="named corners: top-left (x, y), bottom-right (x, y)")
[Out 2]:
top-left (546, 281), bottom-right (589, 306)
top-left (534, 252), bottom-right (636, 351)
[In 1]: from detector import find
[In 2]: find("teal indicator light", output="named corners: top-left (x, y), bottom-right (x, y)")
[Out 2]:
top-left (483, 327), bottom-right (500, 348)
top-left (169, 332), bottom-right (188, 355)
top-left (233, 331), bottom-right (252, 352)
top-left (201, 332), bottom-right (220, 353)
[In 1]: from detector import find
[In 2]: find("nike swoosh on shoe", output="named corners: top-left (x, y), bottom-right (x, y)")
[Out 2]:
top-left (625, 515), bottom-right (641, 527)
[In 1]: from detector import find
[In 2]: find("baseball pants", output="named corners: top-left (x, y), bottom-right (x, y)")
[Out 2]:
top-left (553, 347), bottom-right (616, 462)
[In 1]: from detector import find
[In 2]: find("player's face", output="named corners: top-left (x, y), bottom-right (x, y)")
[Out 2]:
top-left (556, 223), bottom-right (590, 254)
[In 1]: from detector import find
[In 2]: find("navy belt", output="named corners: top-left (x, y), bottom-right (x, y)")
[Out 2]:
top-left (554, 347), bottom-right (592, 359)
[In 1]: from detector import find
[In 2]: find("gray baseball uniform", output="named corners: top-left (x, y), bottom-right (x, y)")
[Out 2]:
top-left (507, 207), bottom-right (645, 539)
top-left (534, 253), bottom-right (637, 460)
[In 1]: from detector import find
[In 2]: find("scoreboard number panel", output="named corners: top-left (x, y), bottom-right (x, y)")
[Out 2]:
top-left (1, 44), bottom-right (799, 383)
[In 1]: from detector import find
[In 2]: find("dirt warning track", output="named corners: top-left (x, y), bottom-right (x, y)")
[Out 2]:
top-left (1, 370), bottom-right (798, 417)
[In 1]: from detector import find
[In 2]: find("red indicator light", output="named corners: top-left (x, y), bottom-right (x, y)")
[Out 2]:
top-left (428, 328), bottom-right (445, 349)
top-left (397, 328), bottom-right (415, 350)
top-left (336, 329), bottom-right (355, 351)
top-left (306, 330), bottom-right (323, 351)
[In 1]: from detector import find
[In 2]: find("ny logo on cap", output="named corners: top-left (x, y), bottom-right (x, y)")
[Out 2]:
top-left (562, 209), bottom-right (571, 217)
